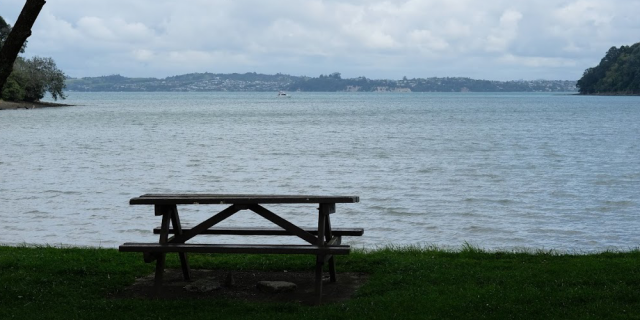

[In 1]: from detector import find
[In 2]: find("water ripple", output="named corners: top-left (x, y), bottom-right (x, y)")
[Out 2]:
top-left (1, 92), bottom-right (640, 252)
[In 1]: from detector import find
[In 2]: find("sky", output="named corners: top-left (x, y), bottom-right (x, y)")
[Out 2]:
top-left (3, 0), bottom-right (640, 81)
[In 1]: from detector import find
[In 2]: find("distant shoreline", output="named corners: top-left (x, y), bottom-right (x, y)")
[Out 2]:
top-left (578, 93), bottom-right (640, 96)
top-left (65, 73), bottom-right (578, 93)
top-left (0, 100), bottom-right (73, 110)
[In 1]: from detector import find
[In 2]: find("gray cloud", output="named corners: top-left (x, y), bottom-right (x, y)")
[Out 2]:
top-left (3, 0), bottom-right (639, 80)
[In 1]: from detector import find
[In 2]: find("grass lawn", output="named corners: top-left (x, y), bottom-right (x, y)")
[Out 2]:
top-left (1, 245), bottom-right (639, 319)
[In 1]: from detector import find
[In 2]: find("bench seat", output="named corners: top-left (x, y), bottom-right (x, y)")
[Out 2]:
top-left (152, 227), bottom-right (364, 237)
top-left (119, 242), bottom-right (352, 255)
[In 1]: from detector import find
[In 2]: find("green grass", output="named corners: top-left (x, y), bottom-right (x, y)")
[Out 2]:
top-left (1, 245), bottom-right (640, 319)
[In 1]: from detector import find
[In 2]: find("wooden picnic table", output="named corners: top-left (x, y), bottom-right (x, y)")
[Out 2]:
top-left (119, 194), bottom-right (362, 304)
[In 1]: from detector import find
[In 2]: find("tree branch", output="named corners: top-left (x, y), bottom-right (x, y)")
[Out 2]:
top-left (0, 0), bottom-right (46, 92)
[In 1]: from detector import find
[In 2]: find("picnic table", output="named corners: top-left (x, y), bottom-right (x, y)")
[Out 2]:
top-left (119, 194), bottom-right (362, 303)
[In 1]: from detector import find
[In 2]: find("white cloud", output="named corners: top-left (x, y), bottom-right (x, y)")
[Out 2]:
top-left (499, 54), bottom-right (577, 68)
top-left (132, 49), bottom-right (154, 61)
top-left (2, 0), bottom-right (639, 80)
top-left (485, 9), bottom-right (523, 52)
top-left (76, 17), bottom-right (116, 41)
top-left (553, 0), bottom-right (613, 28)
top-left (409, 30), bottom-right (450, 52)
top-left (442, 20), bottom-right (472, 38)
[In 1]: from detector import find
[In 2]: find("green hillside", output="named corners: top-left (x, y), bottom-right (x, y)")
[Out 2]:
top-left (577, 42), bottom-right (640, 95)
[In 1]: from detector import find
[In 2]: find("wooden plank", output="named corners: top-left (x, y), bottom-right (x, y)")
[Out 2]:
top-left (317, 209), bottom-right (326, 246)
top-left (168, 204), bottom-right (242, 244)
top-left (154, 252), bottom-right (166, 290)
top-left (315, 254), bottom-right (324, 305)
top-left (322, 203), bottom-right (336, 214)
top-left (152, 227), bottom-right (364, 236)
top-left (142, 204), bottom-right (245, 265)
top-left (324, 213), bottom-right (337, 283)
top-left (157, 205), bottom-right (171, 244)
top-left (169, 205), bottom-right (191, 281)
top-left (130, 194), bottom-right (359, 205)
top-left (119, 243), bottom-right (351, 255)
top-left (154, 205), bottom-right (164, 216)
top-left (154, 205), bottom-right (171, 288)
top-left (248, 204), bottom-right (318, 245)
top-left (315, 204), bottom-right (327, 303)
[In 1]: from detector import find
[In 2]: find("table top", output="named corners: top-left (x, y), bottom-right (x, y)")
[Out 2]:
top-left (130, 194), bottom-right (360, 205)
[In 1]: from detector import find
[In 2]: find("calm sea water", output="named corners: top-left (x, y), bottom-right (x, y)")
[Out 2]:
top-left (1, 92), bottom-right (639, 252)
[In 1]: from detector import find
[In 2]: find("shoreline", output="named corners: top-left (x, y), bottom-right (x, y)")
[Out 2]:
top-left (1, 241), bottom-right (636, 255)
top-left (0, 99), bottom-right (74, 110)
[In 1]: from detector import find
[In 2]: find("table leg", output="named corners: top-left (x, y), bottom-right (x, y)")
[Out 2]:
top-left (154, 206), bottom-right (171, 290)
top-left (325, 214), bottom-right (337, 282)
top-left (154, 254), bottom-right (166, 290)
top-left (170, 205), bottom-right (191, 281)
top-left (315, 204), bottom-right (330, 304)
top-left (315, 255), bottom-right (324, 305)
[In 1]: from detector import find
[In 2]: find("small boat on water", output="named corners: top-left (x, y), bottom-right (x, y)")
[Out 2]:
top-left (277, 91), bottom-right (291, 98)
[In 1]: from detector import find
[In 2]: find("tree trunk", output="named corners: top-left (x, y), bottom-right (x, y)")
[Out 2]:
top-left (0, 0), bottom-right (46, 92)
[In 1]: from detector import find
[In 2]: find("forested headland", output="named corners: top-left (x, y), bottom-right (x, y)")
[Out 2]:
top-left (577, 42), bottom-right (640, 95)
top-left (1, 15), bottom-right (66, 103)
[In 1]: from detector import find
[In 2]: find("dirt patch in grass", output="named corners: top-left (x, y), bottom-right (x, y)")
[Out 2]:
top-left (112, 269), bottom-right (368, 305)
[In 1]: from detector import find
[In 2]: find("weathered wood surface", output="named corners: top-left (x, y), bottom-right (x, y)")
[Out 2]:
top-left (130, 194), bottom-right (359, 205)
top-left (168, 204), bottom-right (242, 244)
top-left (124, 193), bottom-right (361, 304)
top-left (152, 227), bottom-right (364, 236)
top-left (168, 205), bottom-right (191, 281)
top-left (119, 243), bottom-right (352, 255)
top-left (249, 204), bottom-right (318, 244)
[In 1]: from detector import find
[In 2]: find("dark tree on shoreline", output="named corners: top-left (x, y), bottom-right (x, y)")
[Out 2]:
top-left (0, 0), bottom-right (46, 93)
top-left (577, 42), bottom-right (640, 95)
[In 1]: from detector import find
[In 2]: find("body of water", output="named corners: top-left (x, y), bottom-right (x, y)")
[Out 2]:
top-left (1, 92), bottom-right (639, 252)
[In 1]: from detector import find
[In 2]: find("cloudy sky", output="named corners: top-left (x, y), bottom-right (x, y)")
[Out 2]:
top-left (3, 0), bottom-right (639, 80)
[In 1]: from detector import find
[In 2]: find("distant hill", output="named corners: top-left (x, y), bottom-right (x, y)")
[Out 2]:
top-left (289, 73), bottom-right (576, 93)
top-left (577, 42), bottom-right (640, 95)
top-left (65, 72), bottom-right (577, 93)
top-left (64, 72), bottom-right (302, 92)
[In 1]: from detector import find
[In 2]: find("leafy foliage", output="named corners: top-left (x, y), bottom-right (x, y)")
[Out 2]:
top-left (1, 15), bottom-right (65, 102)
top-left (9, 56), bottom-right (67, 101)
top-left (0, 75), bottom-right (25, 101)
top-left (577, 42), bottom-right (640, 95)
top-left (0, 16), bottom-right (10, 47)
top-left (0, 16), bottom-right (26, 54)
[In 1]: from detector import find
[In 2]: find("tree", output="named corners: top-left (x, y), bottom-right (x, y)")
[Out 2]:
top-left (0, 0), bottom-right (46, 92)
top-left (1, 75), bottom-right (25, 101)
top-left (1, 1), bottom-right (67, 102)
top-left (10, 56), bottom-right (66, 101)
top-left (0, 17), bottom-right (11, 47)
top-left (577, 42), bottom-right (640, 95)
top-left (0, 17), bottom-right (27, 54)
top-left (576, 67), bottom-right (598, 94)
